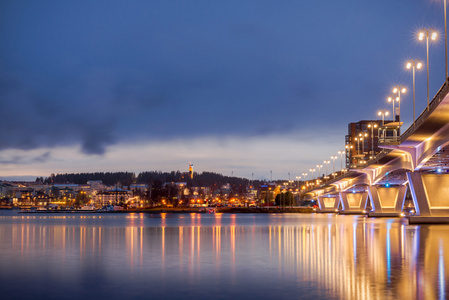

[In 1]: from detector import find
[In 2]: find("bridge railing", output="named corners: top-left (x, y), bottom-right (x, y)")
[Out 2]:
top-left (350, 149), bottom-right (391, 169)
top-left (380, 79), bottom-right (449, 146)
top-left (300, 171), bottom-right (357, 194)
top-left (301, 150), bottom-right (392, 194)
top-left (378, 136), bottom-right (400, 144)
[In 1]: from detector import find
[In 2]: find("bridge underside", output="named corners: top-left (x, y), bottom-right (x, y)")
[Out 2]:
top-left (339, 191), bottom-right (369, 215)
top-left (302, 80), bottom-right (449, 223)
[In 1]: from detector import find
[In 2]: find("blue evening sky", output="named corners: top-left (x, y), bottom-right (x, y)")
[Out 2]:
top-left (0, 0), bottom-right (446, 180)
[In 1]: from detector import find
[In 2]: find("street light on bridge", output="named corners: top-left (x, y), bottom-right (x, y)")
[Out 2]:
top-left (358, 132), bottom-right (368, 157)
top-left (406, 59), bottom-right (423, 124)
top-left (295, 176), bottom-right (301, 190)
top-left (309, 168), bottom-right (316, 184)
top-left (418, 28), bottom-right (438, 106)
top-left (367, 123), bottom-right (378, 159)
top-left (323, 161), bottom-right (330, 180)
top-left (392, 86), bottom-right (406, 124)
top-left (378, 110), bottom-right (389, 126)
top-left (443, 0), bottom-right (448, 82)
top-left (344, 145), bottom-right (353, 171)
top-left (387, 95), bottom-right (398, 122)
top-left (337, 150), bottom-right (344, 171)
top-left (316, 164), bottom-right (322, 182)
top-left (331, 156), bottom-right (337, 174)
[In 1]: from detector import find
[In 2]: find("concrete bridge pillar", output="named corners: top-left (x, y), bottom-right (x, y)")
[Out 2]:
top-left (339, 191), bottom-right (369, 215)
top-left (317, 194), bottom-right (340, 213)
top-left (367, 185), bottom-right (407, 217)
top-left (407, 172), bottom-right (449, 223)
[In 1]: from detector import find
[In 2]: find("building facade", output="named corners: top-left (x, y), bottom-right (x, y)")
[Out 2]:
top-left (345, 119), bottom-right (392, 168)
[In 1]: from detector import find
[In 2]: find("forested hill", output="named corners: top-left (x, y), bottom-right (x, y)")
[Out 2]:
top-left (40, 171), bottom-right (264, 189)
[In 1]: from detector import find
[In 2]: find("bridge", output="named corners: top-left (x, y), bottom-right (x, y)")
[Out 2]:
top-left (301, 79), bottom-right (449, 224)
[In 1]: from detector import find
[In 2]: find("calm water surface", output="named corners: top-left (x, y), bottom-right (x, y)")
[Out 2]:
top-left (0, 211), bottom-right (447, 300)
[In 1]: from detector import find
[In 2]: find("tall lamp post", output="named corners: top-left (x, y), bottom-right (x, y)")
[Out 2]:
top-left (323, 160), bottom-right (330, 180)
top-left (367, 123), bottom-right (378, 159)
top-left (438, 0), bottom-right (449, 81)
top-left (387, 95), bottom-right (398, 122)
top-left (418, 28), bottom-right (438, 106)
top-left (406, 59), bottom-right (423, 124)
top-left (345, 145), bottom-right (353, 170)
top-left (359, 132), bottom-right (368, 156)
top-left (302, 173), bottom-right (308, 188)
top-left (296, 176), bottom-right (300, 191)
top-left (331, 156), bottom-right (337, 175)
top-left (309, 168), bottom-right (315, 185)
top-left (378, 110), bottom-right (389, 126)
top-left (392, 86), bottom-right (406, 124)
top-left (445, 0), bottom-right (448, 81)
top-left (338, 150), bottom-right (344, 170)
top-left (316, 164), bottom-right (322, 182)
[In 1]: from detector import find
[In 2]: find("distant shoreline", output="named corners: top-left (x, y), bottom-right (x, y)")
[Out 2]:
top-left (2, 206), bottom-right (315, 214)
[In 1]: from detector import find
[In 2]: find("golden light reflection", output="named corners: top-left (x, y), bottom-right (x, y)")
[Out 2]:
top-left (246, 215), bottom-right (445, 299)
top-left (2, 214), bottom-right (449, 299)
top-left (179, 226), bottom-right (183, 266)
top-left (161, 225), bottom-right (165, 269)
top-left (230, 225), bottom-right (235, 264)
top-left (197, 226), bottom-right (200, 258)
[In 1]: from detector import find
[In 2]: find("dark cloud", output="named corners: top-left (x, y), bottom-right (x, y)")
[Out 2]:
top-left (0, 152), bottom-right (51, 165)
top-left (0, 0), bottom-right (445, 157)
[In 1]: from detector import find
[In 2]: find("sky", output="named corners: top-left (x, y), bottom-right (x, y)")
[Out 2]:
top-left (0, 0), bottom-right (447, 181)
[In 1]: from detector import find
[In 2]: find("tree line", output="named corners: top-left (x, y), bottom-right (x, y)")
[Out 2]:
top-left (38, 171), bottom-right (265, 190)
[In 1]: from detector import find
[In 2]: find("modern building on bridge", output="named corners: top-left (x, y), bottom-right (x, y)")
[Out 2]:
top-left (346, 119), bottom-right (393, 168)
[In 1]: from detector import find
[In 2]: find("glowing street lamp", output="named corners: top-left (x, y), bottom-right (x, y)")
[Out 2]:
top-left (331, 156), bottom-right (337, 174)
top-left (387, 95), bottom-right (398, 122)
top-left (344, 145), bottom-right (353, 170)
top-left (358, 132), bottom-right (368, 156)
top-left (337, 150), bottom-right (344, 170)
top-left (392, 86), bottom-right (406, 124)
top-left (418, 28), bottom-right (438, 105)
top-left (323, 160), bottom-right (330, 180)
top-left (309, 168), bottom-right (316, 184)
top-left (431, 0), bottom-right (448, 81)
top-left (434, 0), bottom-right (449, 81)
top-left (316, 164), bottom-right (323, 181)
top-left (296, 176), bottom-right (301, 190)
top-left (367, 123), bottom-right (378, 158)
top-left (378, 110), bottom-right (389, 126)
top-left (406, 59), bottom-right (423, 123)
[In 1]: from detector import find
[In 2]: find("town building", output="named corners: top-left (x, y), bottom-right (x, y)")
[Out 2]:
top-left (345, 119), bottom-right (393, 168)
top-left (92, 189), bottom-right (133, 207)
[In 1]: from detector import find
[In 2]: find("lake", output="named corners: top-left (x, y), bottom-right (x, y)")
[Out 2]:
top-left (0, 211), bottom-right (447, 300)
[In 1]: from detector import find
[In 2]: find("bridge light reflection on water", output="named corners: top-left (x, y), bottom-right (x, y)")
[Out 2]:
top-left (0, 213), bottom-right (448, 299)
